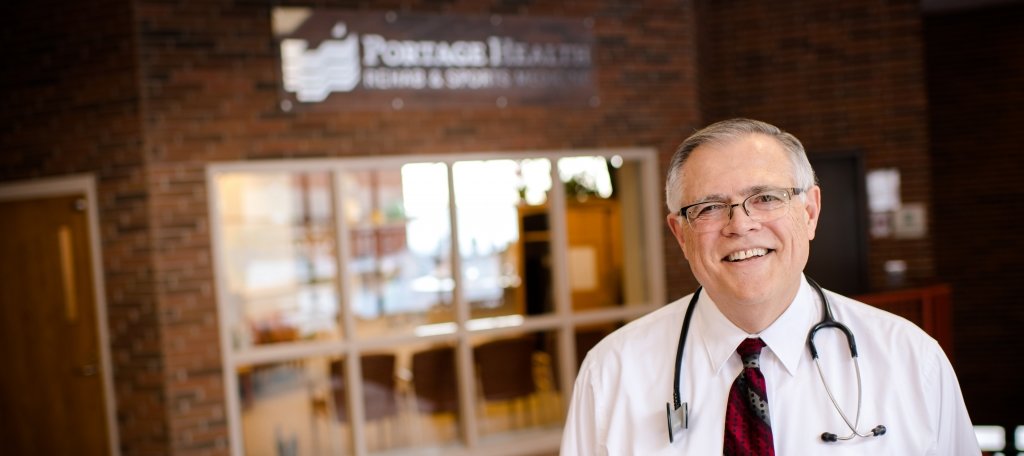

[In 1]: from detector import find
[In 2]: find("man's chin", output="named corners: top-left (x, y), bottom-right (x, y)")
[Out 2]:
top-left (708, 276), bottom-right (776, 304)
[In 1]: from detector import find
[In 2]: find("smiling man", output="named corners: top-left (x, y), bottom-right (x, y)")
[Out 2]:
top-left (561, 119), bottom-right (979, 455)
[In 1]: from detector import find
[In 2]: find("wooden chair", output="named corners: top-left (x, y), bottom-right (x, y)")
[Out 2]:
top-left (328, 354), bottom-right (400, 448)
top-left (410, 345), bottom-right (459, 415)
top-left (473, 337), bottom-right (538, 429)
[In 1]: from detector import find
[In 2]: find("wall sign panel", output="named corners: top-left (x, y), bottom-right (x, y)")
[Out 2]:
top-left (273, 8), bottom-right (596, 111)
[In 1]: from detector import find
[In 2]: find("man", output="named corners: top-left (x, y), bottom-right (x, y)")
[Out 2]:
top-left (561, 119), bottom-right (978, 454)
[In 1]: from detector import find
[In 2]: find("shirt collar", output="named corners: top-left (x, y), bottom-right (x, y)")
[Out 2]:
top-left (697, 275), bottom-right (818, 377)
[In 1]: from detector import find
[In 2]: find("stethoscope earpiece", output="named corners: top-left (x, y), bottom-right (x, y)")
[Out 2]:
top-left (821, 432), bottom-right (838, 442)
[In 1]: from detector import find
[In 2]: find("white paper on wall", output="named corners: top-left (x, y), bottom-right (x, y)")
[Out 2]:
top-left (568, 246), bottom-right (598, 291)
top-left (867, 168), bottom-right (901, 213)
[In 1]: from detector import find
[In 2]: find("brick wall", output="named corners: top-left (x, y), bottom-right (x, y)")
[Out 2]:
top-left (697, 0), bottom-right (934, 291)
top-left (132, 0), bottom-right (700, 453)
top-left (7, 0), bottom-right (998, 453)
top-left (0, 1), bottom-right (170, 454)
top-left (926, 3), bottom-right (1024, 427)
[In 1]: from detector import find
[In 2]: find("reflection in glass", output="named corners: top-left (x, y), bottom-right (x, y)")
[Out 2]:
top-left (238, 358), bottom-right (352, 455)
top-left (213, 150), bottom-right (662, 455)
top-left (453, 159), bottom-right (553, 319)
top-left (559, 155), bottom-right (615, 200)
top-left (472, 330), bottom-right (564, 439)
top-left (215, 172), bottom-right (340, 349)
top-left (329, 353), bottom-right (410, 453)
top-left (573, 324), bottom-right (616, 368)
top-left (558, 155), bottom-right (650, 310)
top-left (408, 342), bottom-right (462, 449)
top-left (238, 348), bottom-right (469, 455)
top-left (340, 164), bottom-right (455, 337)
top-left (450, 155), bottom-right (650, 318)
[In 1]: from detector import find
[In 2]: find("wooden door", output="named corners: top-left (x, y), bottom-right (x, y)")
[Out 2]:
top-left (0, 195), bottom-right (110, 455)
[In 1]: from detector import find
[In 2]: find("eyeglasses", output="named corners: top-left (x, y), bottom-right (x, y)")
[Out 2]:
top-left (678, 187), bottom-right (804, 232)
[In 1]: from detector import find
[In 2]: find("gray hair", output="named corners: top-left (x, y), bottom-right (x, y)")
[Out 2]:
top-left (664, 118), bottom-right (817, 213)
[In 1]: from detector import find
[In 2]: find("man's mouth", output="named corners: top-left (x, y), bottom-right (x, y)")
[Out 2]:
top-left (724, 248), bottom-right (772, 262)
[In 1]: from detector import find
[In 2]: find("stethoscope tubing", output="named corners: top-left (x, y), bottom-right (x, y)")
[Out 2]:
top-left (668, 277), bottom-right (885, 444)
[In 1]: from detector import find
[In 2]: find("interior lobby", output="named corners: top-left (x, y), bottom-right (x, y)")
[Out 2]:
top-left (1, 0), bottom-right (1022, 455)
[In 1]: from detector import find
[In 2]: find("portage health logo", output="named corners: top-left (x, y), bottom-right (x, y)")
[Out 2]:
top-left (281, 23), bottom-right (362, 102)
top-left (279, 18), bottom-right (593, 104)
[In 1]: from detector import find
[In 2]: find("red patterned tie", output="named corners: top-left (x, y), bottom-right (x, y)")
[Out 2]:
top-left (723, 338), bottom-right (774, 455)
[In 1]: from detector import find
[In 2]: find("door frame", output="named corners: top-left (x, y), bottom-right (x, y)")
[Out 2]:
top-left (0, 174), bottom-right (120, 456)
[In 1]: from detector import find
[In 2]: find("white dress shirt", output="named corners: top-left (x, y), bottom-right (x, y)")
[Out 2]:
top-left (561, 276), bottom-right (979, 455)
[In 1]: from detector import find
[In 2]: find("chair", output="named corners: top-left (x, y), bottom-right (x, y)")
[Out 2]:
top-left (410, 345), bottom-right (460, 416)
top-left (473, 337), bottom-right (538, 428)
top-left (328, 353), bottom-right (400, 448)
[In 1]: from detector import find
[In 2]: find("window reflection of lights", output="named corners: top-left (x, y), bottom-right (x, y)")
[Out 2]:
top-left (974, 425), bottom-right (1005, 451)
top-left (400, 163), bottom-right (450, 256)
top-left (452, 160), bottom-right (522, 256)
top-left (414, 315), bottom-right (525, 337)
top-left (414, 322), bottom-right (457, 337)
top-left (466, 314), bottom-right (524, 331)
top-left (609, 154), bottom-right (623, 168)
top-left (410, 275), bottom-right (454, 293)
top-left (558, 156), bottom-right (614, 198)
top-left (520, 158), bottom-right (552, 205)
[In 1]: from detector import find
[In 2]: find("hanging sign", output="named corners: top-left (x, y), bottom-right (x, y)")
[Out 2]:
top-left (272, 8), bottom-right (596, 111)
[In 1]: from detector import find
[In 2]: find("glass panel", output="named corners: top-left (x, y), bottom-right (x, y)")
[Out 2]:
top-left (406, 340), bottom-right (463, 450)
top-left (238, 357), bottom-right (352, 456)
top-left (213, 151), bottom-right (660, 456)
top-left (472, 330), bottom-right (564, 440)
top-left (341, 164), bottom-right (455, 338)
top-left (558, 155), bottom-right (651, 310)
top-left (330, 352), bottom-right (410, 454)
top-left (452, 159), bottom-right (554, 319)
top-left (573, 324), bottom-right (616, 368)
top-left (215, 172), bottom-right (340, 349)
top-left (239, 349), bottom-right (465, 456)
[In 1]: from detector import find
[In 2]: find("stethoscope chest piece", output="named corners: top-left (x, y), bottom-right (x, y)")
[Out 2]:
top-left (665, 401), bottom-right (688, 443)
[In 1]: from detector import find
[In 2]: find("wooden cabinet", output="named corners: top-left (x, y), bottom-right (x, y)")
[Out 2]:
top-left (855, 284), bottom-right (954, 360)
top-left (518, 199), bottom-right (623, 313)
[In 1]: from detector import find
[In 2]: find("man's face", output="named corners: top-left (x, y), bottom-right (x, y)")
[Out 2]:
top-left (666, 133), bottom-right (821, 309)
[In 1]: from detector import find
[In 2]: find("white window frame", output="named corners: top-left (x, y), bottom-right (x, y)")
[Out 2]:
top-left (207, 148), bottom-right (666, 456)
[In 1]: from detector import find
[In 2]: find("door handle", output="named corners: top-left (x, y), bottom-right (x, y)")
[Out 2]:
top-left (57, 225), bottom-right (78, 322)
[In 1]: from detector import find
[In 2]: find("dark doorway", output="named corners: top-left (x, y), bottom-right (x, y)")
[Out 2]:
top-left (806, 152), bottom-right (869, 296)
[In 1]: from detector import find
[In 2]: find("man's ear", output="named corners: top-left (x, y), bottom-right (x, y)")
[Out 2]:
top-left (803, 185), bottom-right (822, 240)
top-left (666, 213), bottom-right (690, 260)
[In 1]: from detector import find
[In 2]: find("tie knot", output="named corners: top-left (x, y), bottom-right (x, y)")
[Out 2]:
top-left (737, 337), bottom-right (766, 367)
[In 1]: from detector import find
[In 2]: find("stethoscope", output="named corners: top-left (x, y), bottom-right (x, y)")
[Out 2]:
top-left (665, 277), bottom-right (887, 445)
